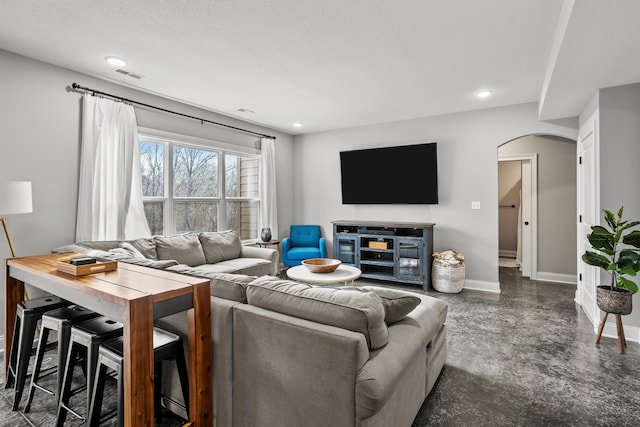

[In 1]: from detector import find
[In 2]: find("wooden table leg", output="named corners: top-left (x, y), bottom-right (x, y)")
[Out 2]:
top-left (188, 281), bottom-right (213, 426)
top-left (615, 314), bottom-right (626, 354)
top-left (123, 296), bottom-right (154, 427)
top-left (595, 311), bottom-right (608, 346)
top-left (3, 270), bottom-right (24, 381)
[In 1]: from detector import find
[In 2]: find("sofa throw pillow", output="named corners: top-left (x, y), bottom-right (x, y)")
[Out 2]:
top-left (361, 286), bottom-right (421, 325)
top-left (129, 237), bottom-right (158, 260)
top-left (247, 277), bottom-right (389, 350)
top-left (210, 273), bottom-right (257, 302)
top-left (199, 230), bottom-right (242, 264)
top-left (155, 233), bottom-right (206, 267)
top-left (119, 242), bottom-right (145, 258)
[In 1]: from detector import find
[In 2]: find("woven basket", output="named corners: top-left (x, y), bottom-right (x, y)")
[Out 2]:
top-left (596, 286), bottom-right (633, 315)
top-left (432, 263), bottom-right (465, 293)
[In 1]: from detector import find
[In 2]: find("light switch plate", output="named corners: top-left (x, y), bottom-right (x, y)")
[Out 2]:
top-left (471, 201), bottom-right (481, 210)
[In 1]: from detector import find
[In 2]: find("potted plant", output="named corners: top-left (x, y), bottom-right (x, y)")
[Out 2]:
top-left (582, 207), bottom-right (640, 315)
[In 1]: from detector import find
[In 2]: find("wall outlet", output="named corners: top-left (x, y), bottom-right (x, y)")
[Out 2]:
top-left (471, 201), bottom-right (481, 210)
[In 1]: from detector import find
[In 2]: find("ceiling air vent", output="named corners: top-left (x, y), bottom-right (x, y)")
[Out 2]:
top-left (113, 68), bottom-right (144, 80)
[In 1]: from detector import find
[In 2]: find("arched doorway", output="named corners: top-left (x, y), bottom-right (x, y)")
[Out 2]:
top-left (498, 134), bottom-right (577, 285)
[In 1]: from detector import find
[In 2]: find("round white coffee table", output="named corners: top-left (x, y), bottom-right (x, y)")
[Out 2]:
top-left (286, 264), bottom-right (362, 286)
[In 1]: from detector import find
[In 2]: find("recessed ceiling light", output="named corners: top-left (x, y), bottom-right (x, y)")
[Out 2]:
top-left (292, 122), bottom-right (303, 128)
top-left (476, 90), bottom-right (493, 98)
top-left (105, 56), bottom-right (127, 67)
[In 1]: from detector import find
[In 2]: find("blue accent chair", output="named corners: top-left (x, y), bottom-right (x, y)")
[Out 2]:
top-left (281, 225), bottom-right (327, 267)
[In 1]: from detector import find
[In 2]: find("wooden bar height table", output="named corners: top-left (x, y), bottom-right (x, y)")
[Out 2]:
top-left (3, 253), bottom-right (213, 427)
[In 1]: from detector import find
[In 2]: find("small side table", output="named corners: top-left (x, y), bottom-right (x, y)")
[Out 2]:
top-left (256, 239), bottom-right (280, 249)
top-left (256, 240), bottom-right (281, 275)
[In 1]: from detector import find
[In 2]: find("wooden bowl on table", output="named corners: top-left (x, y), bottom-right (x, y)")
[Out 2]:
top-left (302, 258), bottom-right (342, 273)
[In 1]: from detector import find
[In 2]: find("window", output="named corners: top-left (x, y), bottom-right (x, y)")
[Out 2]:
top-left (139, 130), bottom-right (260, 240)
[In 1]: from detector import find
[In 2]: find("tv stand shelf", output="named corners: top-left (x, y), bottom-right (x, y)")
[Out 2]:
top-left (332, 220), bottom-right (434, 291)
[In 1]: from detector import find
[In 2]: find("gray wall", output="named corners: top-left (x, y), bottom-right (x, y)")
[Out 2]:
top-left (293, 104), bottom-right (579, 291)
top-left (598, 83), bottom-right (640, 329)
top-left (0, 49), bottom-right (295, 336)
top-left (499, 135), bottom-right (577, 277)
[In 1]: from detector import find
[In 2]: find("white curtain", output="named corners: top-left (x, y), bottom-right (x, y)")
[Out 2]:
top-left (76, 95), bottom-right (151, 241)
top-left (259, 137), bottom-right (278, 239)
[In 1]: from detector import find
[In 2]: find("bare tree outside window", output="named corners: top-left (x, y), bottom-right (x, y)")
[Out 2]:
top-left (173, 147), bottom-right (218, 197)
top-left (139, 133), bottom-right (260, 238)
top-left (173, 146), bottom-right (218, 232)
top-left (140, 141), bottom-right (165, 234)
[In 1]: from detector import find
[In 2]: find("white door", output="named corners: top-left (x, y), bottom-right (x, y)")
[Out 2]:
top-left (498, 154), bottom-right (537, 279)
top-left (577, 117), bottom-right (599, 325)
top-left (521, 160), bottom-right (532, 277)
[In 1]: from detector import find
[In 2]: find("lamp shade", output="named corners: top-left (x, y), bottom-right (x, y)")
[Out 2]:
top-left (0, 181), bottom-right (33, 215)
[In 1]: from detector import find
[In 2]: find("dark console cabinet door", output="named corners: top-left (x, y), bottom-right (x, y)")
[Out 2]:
top-left (332, 220), bottom-right (434, 291)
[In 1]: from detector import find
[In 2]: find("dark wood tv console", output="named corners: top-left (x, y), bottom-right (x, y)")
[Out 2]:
top-left (332, 220), bottom-right (434, 291)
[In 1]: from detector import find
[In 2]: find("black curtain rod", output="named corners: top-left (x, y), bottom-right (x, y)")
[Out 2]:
top-left (70, 83), bottom-right (276, 140)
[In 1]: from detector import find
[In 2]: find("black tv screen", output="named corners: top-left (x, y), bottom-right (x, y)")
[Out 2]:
top-left (340, 142), bottom-right (438, 204)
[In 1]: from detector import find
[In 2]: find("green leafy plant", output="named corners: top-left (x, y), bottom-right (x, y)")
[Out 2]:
top-left (582, 207), bottom-right (640, 294)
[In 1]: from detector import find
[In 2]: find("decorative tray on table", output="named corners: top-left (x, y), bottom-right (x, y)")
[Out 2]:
top-left (56, 256), bottom-right (118, 276)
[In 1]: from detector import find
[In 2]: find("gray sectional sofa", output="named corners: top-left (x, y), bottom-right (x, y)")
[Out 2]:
top-left (157, 276), bottom-right (448, 427)
top-left (53, 230), bottom-right (279, 277)
top-left (53, 231), bottom-right (448, 427)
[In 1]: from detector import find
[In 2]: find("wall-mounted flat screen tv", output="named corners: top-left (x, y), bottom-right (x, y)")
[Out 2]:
top-left (339, 142), bottom-right (438, 204)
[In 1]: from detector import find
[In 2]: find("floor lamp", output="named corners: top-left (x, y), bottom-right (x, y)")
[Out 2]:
top-left (1, 180), bottom-right (33, 258)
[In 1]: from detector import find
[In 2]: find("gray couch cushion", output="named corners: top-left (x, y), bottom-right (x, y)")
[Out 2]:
top-left (155, 233), bottom-right (206, 266)
top-left (76, 240), bottom-right (122, 251)
top-left (246, 277), bottom-right (389, 350)
top-left (129, 237), bottom-right (158, 260)
top-left (166, 263), bottom-right (239, 276)
top-left (119, 242), bottom-right (145, 258)
top-left (120, 257), bottom-right (179, 269)
top-left (214, 258), bottom-right (273, 276)
top-left (210, 273), bottom-right (257, 302)
top-left (81, 248), bottom-right (179, 269)
top-left (362, 286), bottom-right (421, 324)
top-left (199, 230), bottom-right (242, 264)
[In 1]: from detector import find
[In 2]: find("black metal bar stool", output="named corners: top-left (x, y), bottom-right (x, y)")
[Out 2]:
top-left (23, 305), bottom-right (101, 413)
top-left (55, 315), bottom-right (123, 426)
top-left (4, 295), bottom-right (71, 411)
top-left (87, 327), bottom-right (190, 426)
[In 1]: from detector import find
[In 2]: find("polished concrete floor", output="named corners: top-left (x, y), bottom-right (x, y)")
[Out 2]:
top-left (2, 266), bottom-right (639, 426)
top-left (412, 266), bottom-right (640, 426)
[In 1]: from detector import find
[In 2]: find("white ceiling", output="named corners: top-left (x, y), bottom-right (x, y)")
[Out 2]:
top-left (1, 0), bottom-right (640, 135)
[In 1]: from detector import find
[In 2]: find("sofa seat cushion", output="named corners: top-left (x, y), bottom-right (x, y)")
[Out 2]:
top-left (166, 263), bottom-right (238, 277)
top-left (214, 258), bottom-right (273, 276)
top-left (246, 277), bottom-right (389, 350)
top-left (286, 247), bottom-right (322, 260)
top-left (199, 230), bottom-right (242, 263)
top-left (155, 233), bottom-right (206, 266)
top-left (119, 257), bottom-right (179, 269)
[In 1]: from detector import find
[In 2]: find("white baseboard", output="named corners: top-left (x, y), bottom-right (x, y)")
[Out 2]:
top-left (499, 250), bottom-right (517, 258)
top-left (464, 279), bottom-right (501, 293)
top-left (597, 319), bottom-right (640, 344)
top-left (536, 271), bottom-right (577, 285)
